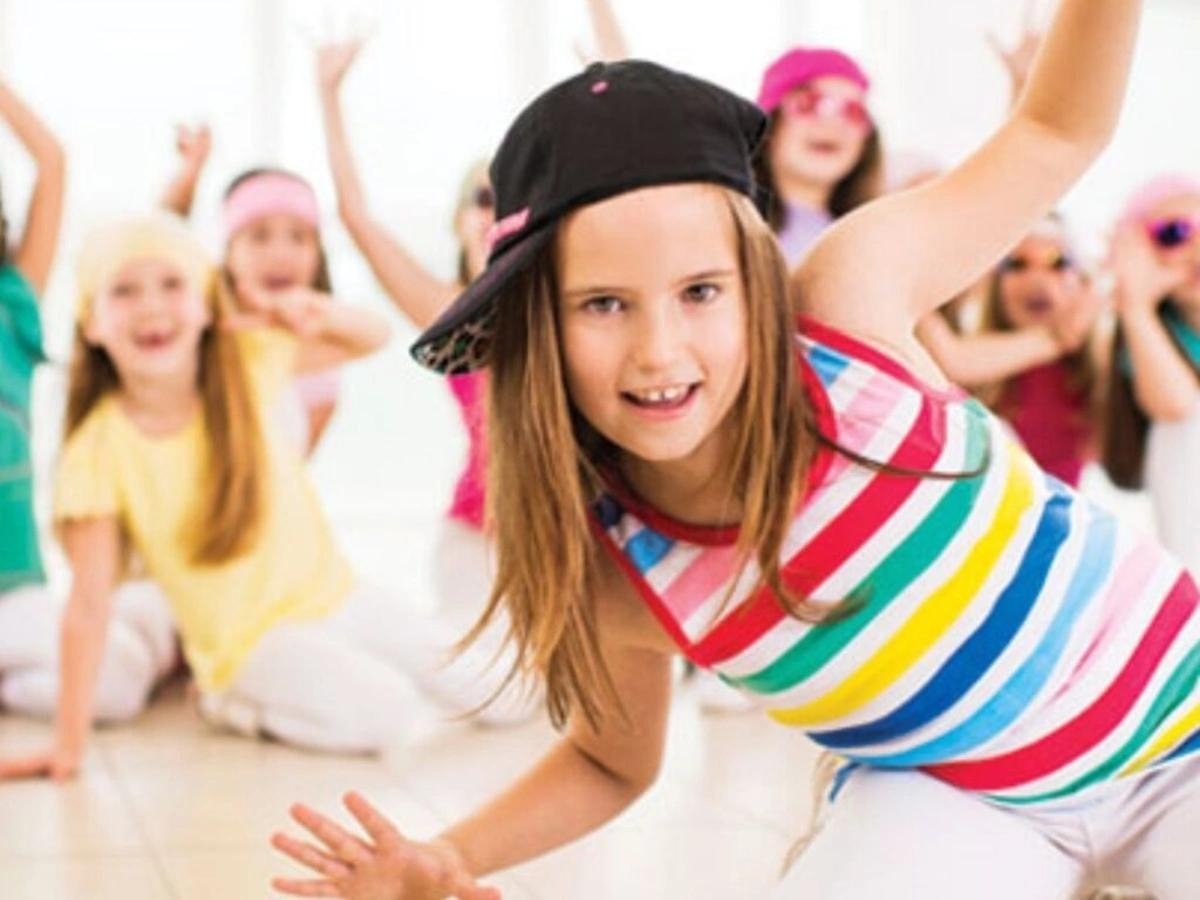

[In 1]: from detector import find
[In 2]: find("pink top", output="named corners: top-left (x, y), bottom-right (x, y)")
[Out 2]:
top-left (446, 371), bottom-right (488, 529)
top-left (997, 361), bottom-right (1091, 488)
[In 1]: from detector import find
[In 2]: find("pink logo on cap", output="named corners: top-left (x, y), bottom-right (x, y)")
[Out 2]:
top-left (591, 81), bottom-right (609, 94)
top-left (486, 207), bottom-right (531, 254)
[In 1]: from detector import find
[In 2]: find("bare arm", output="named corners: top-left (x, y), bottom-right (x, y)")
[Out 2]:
top-left (159, 125), bottom-right (211, 217)
top-left (1110, 222), bottom-right (1200, 420)
top-left (917, 313), bottom-right (1061, 389)
top-left (0, 81), bottom-right (65, 296)
top-left (442, 640), bottom-right (672, 876)
top-left (0, 518), bottom-right (121, 781)
top-left (273, 587), bottom-right (675, 896)
top-left (799, 0), bottom-right (1142, 348)
top-left (316, 41), bottom-right (457, 330)
top-left (585, 0), bottom-right (630, 61)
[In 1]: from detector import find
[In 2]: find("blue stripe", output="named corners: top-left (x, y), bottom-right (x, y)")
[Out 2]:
top-left (805, 343), bottom-right (851, 388)
top-left (812, 489), bottom-right (1073, 751)
top-left (853, 508), bottom-right (1117, 767)
top-left (626, 528), bottom-right (674, 574)
top-left (1165, 727), bottom-right (1200, 763)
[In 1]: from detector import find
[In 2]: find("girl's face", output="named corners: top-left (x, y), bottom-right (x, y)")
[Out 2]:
top-left (768, 76), bottom-right (871, 194)
top-left (85, 258), bottom-right (210, 379)
top-left (455, 176), bottom-right (496, 281)
top-left (1143, 192), bottom-right (1200, 307)
top-left (225, 213), bottom-right (322, 297)
top-left (996, 233), bottom-right (1082, 330)
top-left (557, 183), bottom-right (748, 472)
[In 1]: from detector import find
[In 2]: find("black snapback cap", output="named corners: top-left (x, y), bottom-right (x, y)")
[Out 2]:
top-left (411, 59), bottom-right (767, 375)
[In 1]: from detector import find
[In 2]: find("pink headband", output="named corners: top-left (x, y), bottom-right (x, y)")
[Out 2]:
top-left (221, 172), bottom-right (321, 243)
top-left (757, 47), bottom-right (870, 114)
top-left (1119, 174), bottom-right (1200, 227)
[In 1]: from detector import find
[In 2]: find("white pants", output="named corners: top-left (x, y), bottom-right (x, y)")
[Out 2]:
top-left (199, 583), bottom-right (539, 754)
top-left (777, 760), bottom-right (1200, 899)
top-left (1146, 409), bottom-right (1200, 578)
top-left (432, 520), bottom-right (542, 724)
top-left (0, 581), bottom-right (177, 724)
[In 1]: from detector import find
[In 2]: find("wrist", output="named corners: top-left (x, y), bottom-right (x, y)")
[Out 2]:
top-left (429, 836), bottom-right (473, 875)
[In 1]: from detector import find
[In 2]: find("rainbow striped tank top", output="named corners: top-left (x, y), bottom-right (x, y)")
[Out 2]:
top-left (592, 317), bottom-right (1200, 805)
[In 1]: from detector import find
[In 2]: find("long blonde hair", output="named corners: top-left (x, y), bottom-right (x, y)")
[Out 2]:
top-left (66, 262), bottom-right (266, 566)
top-left (467, 187), bottom-right (816, 729)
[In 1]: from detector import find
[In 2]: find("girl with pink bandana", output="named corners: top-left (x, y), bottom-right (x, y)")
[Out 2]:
top-left (1105, 174), bottom-right (1200, 576)
top-left (162, 137), bottom-right (342, 457)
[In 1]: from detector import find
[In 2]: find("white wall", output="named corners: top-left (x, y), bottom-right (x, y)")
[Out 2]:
top-left (5, 1), bottom-right (1192, 583)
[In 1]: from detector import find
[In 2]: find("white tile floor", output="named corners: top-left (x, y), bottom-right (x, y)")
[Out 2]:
top-left (0, 678), bottom-right (822, 900)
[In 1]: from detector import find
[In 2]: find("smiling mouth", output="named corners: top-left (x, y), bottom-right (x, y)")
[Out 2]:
top-left (133, 330), bottom-right (178, 351)
top-left (1023, 295), bottom-right (1053, 315)
top-left (263, 275), bottom-right (298, 291)
top-left (621, 384), bottom-right (699, 411)
top-left (806, 139), bottom-right (843, 155)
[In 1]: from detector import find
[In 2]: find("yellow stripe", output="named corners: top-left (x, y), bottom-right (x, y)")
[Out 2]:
top-left (769, 452), bottom-right (1034, 728)
top-left (1120, 702), bottom-right (1200, 776)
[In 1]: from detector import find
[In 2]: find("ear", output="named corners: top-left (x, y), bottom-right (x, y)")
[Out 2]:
top-left (80, 311), bottom-right (105, 346)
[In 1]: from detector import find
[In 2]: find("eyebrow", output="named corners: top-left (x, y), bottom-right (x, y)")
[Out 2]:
top-left (561, 268), bottom-right (737, 299)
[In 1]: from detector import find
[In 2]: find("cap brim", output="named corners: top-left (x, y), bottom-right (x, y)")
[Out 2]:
top-left (409, 224), bottom-right (555, 374)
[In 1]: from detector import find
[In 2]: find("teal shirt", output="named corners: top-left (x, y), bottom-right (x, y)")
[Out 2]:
top-left (0, 264), bottom-right (46, 590)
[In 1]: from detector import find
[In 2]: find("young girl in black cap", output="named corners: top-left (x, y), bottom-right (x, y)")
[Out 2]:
top-left (272, 2), bottom-right (1198, 897)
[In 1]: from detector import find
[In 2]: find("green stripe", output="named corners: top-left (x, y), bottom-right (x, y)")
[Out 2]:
top-left (732, 419), bottom-right (989, 695)
top-left (993, 642), bottom-right (1200, 806)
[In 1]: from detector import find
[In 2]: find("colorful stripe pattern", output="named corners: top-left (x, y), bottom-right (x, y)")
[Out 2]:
top-left (592, 318), bottom-right (1200, 805)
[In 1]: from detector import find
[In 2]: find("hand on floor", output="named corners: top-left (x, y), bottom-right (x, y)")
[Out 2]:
top-left (0, 745), bottom-right (80, 782)
top-left (271, 791), bottom-right (501, 900)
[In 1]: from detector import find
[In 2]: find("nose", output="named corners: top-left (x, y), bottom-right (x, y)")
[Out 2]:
top-left (632, 300), bottom-right (684, 372)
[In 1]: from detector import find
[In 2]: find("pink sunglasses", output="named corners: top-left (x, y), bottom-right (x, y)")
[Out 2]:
top-left (779, 87), bottom-right (872, 131)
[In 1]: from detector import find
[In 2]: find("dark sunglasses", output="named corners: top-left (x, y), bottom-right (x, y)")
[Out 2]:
top-left (1145, 215), bottom-right (1200, 250)
top-left (999, 252), bottom-right (1074, 274)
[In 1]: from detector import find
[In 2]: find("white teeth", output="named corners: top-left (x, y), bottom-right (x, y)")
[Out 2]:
top-left (633, 385), bottom-right (689, 403)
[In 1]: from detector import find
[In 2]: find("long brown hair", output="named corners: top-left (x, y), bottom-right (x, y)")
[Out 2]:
top-left (1102, 303), bottom-right (1200, 489)
top-left (466, 188), bottom-right (815, 729)
top-left (753, 110), bottom-right (883, 233)
top-left (66, 273), bottom-right (266, 565)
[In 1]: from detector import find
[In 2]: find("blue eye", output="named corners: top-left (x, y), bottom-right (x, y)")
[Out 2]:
top-left (685, 283), bottom-right (720, 303)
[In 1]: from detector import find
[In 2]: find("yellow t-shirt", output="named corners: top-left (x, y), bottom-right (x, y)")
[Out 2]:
top-left (53, 329), bottom-right (353, 690)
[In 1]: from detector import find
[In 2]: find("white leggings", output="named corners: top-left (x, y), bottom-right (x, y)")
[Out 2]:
top-left (199, 583), bottom-right (539, 754)
top-left (1146, 410), bottom-right (1200, 578)
top-left (432, 519), bottom-right (542, 724)
top-left (0, 581), bottom-right (177, 724)
top-left (776, 760), bottom-right (1200, 899)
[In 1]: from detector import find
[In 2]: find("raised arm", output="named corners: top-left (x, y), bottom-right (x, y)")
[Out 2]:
top-left (0, 81), bottom-right (65, 296)
top-left (584, 0), bottom-right (630, 61)
top-left (316, 40), bottom-right (457, 330)
top-left (0, 518), bottom-right (121, 782)
top-left (799, 0), bottom-right (1142, 346)
top-left (1110, 223), bottom-right (1200, 421)
top-left (159, 124), bottom-right (211, 217)
top-left (917, 313), bottom-right (1061, 389)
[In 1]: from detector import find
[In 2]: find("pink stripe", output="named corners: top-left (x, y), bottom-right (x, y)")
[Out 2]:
top-left (662, 544), bottom-right (743, 624)
top-left (661, 368), bottom-right (908, 627)
top-left (1050, 542), bottom-right (1162, 703)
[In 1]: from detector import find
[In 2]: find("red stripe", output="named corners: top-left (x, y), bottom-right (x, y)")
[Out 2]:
top-left (690, 391), bottom-right (945, 668)
top-left (924, 573), bottom-right (1199, 791)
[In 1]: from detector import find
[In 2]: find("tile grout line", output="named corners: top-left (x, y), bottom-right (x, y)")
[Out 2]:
top-left (100, 742), bottom-right (180, 900)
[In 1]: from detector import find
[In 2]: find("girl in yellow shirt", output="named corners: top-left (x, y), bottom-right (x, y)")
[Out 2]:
top-left (0, 215), bottom-right (527, 781)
